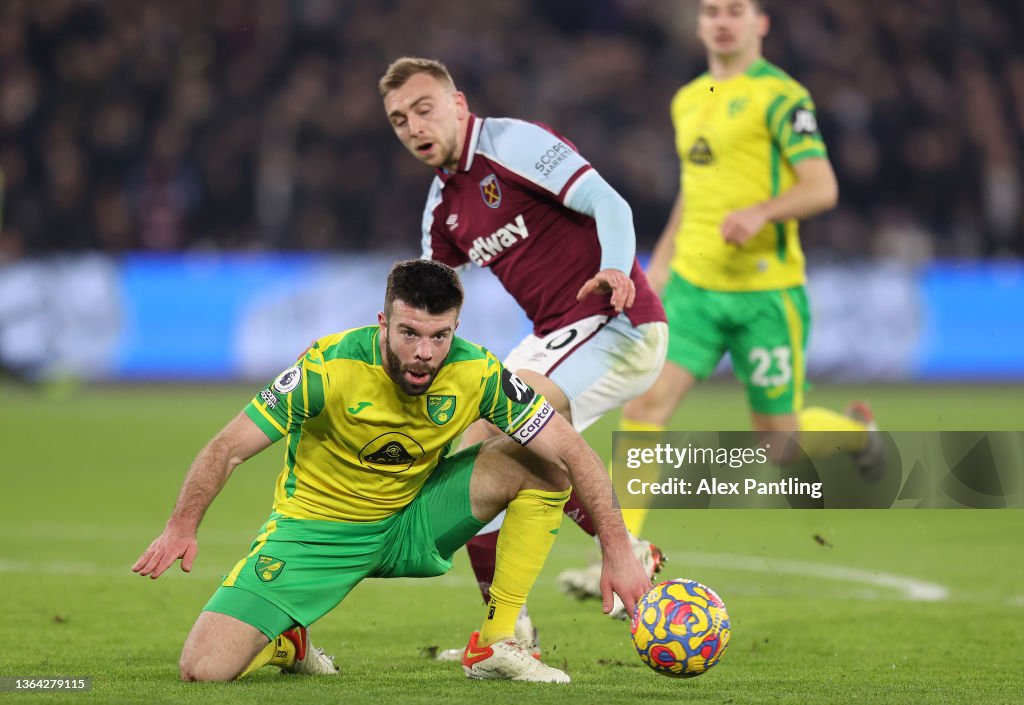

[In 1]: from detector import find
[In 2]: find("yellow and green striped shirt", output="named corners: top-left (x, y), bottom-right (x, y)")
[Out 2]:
top-left (245, 326), bottom-right (551, 523)
top-left (670, 58), bottom-right (828, 291)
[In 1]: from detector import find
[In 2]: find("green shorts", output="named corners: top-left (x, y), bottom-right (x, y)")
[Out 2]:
top-left (663, 272), bottom-right (810, 415)
top-left (203, 444), bottom-right (486, 638)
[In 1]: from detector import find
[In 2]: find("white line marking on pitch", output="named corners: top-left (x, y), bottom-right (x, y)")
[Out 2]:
top-left (0, 547), bottom-right (957, 602)
top-left (0, 559), bottom-right (226, 580)
top-left (668, 551), bottom-right (950, 602)
top-left (0, 559), bottom-right (467, 587)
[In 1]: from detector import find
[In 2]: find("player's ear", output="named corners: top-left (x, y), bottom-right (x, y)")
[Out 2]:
top-left (756, 11), bottom-right (769, 38)
top-left (378, 311), bottom-right (387, 333)
top-left (453, 91), bottom-right (469, 119)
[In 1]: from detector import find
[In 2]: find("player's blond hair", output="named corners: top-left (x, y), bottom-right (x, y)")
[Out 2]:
top-left (379, 57), bottom-right (455, 97)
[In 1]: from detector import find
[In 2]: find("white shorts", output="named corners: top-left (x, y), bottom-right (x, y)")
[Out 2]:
top-left (475, 314), bottom-right (667, 536)
top-left (503, 314), bottom-right (668, 432)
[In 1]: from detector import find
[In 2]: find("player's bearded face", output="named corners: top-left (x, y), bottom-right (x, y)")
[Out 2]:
top-left (379, 302), bottom-right (458, 396)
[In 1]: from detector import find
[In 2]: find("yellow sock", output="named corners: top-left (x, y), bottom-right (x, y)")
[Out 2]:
top-left (616, 418), bottom-right (664, 536)
top-left (479, 488), bottom-right (569, 646)
top-left (798, 407), bottom-right (867, 457)
top-left (236, 632), bottom-right (296, 679)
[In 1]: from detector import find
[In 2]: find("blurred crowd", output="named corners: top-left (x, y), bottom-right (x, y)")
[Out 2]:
top-left (1, 0), bottom-right (1022, 261)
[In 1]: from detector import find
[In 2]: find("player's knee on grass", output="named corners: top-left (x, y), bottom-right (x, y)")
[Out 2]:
top-left (179, 612), bottom-right (268, 682)
top-left (179, 650), bottom-right (241, 682)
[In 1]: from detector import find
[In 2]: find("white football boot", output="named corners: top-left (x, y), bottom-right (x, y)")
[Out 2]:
top-left (461, 631), bottom-right (570, 683)
top-left (278, 626), bottom-right (339, 675)
top-left (436, 605), bottom-right (539, 661)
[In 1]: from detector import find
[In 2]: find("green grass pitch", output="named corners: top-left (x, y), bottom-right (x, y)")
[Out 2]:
top-left (3, 382), bottom-right (1022, 704)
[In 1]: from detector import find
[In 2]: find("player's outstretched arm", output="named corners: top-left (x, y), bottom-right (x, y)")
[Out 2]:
top-left (563, 171), bottom-right (641, 311)
top-left (132, 412), bottom-right (273, 579)
top-left (525, 413), bottom-right (652, 614)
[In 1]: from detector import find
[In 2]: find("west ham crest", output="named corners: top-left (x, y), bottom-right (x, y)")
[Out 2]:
top-left (479, 174), bottom-right (502, 208)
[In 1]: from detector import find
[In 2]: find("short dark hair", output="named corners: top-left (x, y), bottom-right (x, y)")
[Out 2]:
top-left (385, 259), bottom-right (464, 317)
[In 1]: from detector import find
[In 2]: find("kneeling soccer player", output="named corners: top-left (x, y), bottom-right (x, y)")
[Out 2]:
top-left (133, 259), bottom-right (650, 684)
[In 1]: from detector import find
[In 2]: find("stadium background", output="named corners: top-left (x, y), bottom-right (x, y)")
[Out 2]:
top-left (2, 2), bottom-right (1022, 704)
top-left (1, 0), bottom-right (1023, 381)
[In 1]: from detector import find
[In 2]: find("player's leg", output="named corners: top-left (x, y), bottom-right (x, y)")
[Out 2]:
top-left (450, 372), bottom-right (568, 657)
top-left (398, 440), bottom-right (571, 682)
top-left (533, 316), bottom-right (671, 616)
top-left (451, 317), bottom-right (665, 643)
top-left (449, 377), bottom-right (551, 653)
top-left (190, 515), bottom-right (397, 680)
top-left (179, 612), bottom-right (269, 681)
top-left (518, 316), bottom-right (668, 536)
top-left (783, 284), bottom-right (875, 456)
top-left (733, 287), bottom-right (882, 473)
top-left (519, 319), bottom-right (673, 591)
top-left (621, 361), bottom-right (697, 425)
top-left (614, 272), bottom-right (727, 537)
top-left (512, 369), bottom-right (598, 533)
top-left (452, 416), bottom-right (507, 614)
top-left (732, 286), bottom-right (815, 447)
top-left (466, 437), bottom-right (570, 647)
top-left (450, 329), bottom-right (569, 606)
top-left (183, 597), bottom-right (337, 682)
top-left (558, 278), bottom-right (727, 605)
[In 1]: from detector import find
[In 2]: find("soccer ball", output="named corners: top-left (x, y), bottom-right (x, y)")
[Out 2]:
top-left (631, 578), bottom-right (731, 678)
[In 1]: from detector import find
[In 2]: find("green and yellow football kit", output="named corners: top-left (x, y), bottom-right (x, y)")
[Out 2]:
top-left (205, 326), bottom-right (566, 640)
top-left (619, 59), bottom-right (869, 539)
top-left (666, 57), bottom-right (825, 414)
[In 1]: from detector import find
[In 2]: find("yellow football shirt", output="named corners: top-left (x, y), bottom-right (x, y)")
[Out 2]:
top-left (245, 326), bottom-right (552, 522)
top-left (670, 58), bottom-right (828, 291)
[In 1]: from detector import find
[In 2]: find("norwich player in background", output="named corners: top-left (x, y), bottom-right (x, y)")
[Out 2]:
top-left (582, 0), bottom-right (882, 549)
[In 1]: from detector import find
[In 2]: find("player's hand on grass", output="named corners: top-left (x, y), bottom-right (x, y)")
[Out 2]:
top-left (600, 542), bottom-right (652, 618)
top-left (577, 268), bottom-right (636, 313)
top-left (132, 528), bottom-right (199, 579)
top-left (721, 204), bottom-right (769, 246)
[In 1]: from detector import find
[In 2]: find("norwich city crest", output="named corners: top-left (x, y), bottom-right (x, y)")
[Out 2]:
top-left (427, 395), bottom-right (456, 425)
top-left (256, 555), bottom-right (286, 582)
